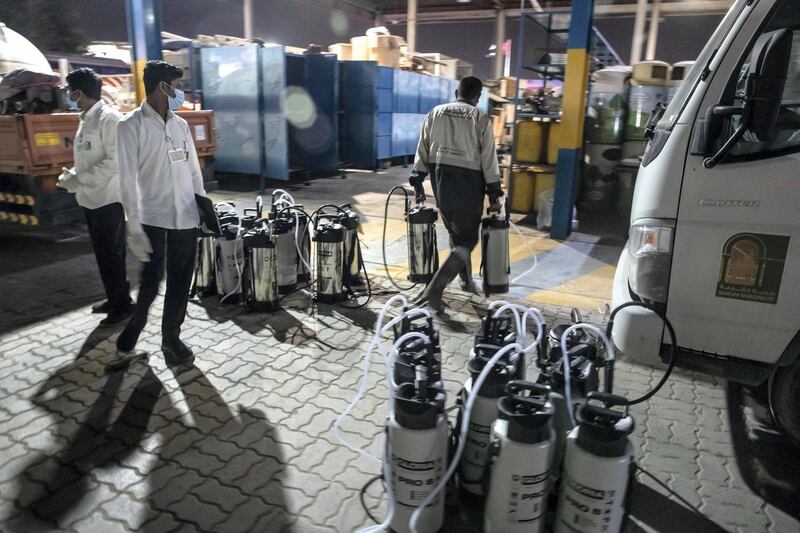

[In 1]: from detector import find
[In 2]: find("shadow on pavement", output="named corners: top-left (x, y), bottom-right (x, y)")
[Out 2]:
top-left (142, 365), bottom-right (289, 531)
top-left (627, 477), bottom-right (728, 533)
top-left (11, 326), bottom-right (289, 531)
top-left (726, 381), bottom-right (800, 521)
top-left (13, 361), bottom-right (161, 531)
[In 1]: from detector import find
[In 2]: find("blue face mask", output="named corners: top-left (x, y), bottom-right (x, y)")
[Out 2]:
top-left (163, 84), bottom-right (185, 111)
top-left (67, 90), bottom-right (79, 111)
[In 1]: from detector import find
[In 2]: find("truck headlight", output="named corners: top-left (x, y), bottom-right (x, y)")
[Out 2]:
top-left (628, 222), bottom-right (674, 303)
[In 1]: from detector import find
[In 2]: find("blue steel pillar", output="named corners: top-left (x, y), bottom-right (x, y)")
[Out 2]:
top-left (550, 0), bottom-right (595, 240)
top-left (125, 0), bottom-right (163, 103)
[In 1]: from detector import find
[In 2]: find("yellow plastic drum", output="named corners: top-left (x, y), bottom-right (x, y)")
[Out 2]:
top-left (547, 122), bottom-right (561, 164)
top-left (510, 171), bottom-right (536, 213)
top-left (514, 121), bottom-right (546, 163)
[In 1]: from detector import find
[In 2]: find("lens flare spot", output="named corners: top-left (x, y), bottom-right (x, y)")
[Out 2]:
top-left (282, 86), bottom-right (317, 129)
top-left (330, 10), bottom-right (349, 37)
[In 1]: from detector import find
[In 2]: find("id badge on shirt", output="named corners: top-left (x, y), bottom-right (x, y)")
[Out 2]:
top-left (76, 134), bottom-right (91, 152)
top-left (168, 147), bottom-right (188, 163)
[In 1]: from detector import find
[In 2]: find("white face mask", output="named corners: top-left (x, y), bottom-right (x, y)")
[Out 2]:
top-left (161, 83), bottom-right (185, 111)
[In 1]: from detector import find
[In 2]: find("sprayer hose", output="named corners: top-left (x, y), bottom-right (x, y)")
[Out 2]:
top-left (383, 186), bottom-right (418, 292)
top-left (606, 301), bottom-right (677, 406)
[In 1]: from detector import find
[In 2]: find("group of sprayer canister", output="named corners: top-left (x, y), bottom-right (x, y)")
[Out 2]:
top-left (381, 303), bottom-right (635, 533)
top-left (403, 191), bottom-right (512, 296)
top-left (192, 192), bottom-right (366, 309)
top-left (195, 186), bottom-right (514, 310)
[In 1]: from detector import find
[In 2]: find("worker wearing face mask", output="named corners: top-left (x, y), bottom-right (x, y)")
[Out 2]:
top-left (59, 68), bottom-right (134, 326)
top-left (410, 76), bottom-right (503, 312)
top-left (116, 60), bottom-right (207, 366)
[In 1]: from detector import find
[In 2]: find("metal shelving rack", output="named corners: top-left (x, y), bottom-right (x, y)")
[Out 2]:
top-left (509, 9), bottom-right (624, 213)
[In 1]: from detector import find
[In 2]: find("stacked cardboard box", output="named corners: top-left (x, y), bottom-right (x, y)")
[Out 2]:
top-left (499, 76), bottom-right (518, 99)
top-left (328, 43), bottom-right (352, 60)
top-left (349, 33), bottom-right (405, 68)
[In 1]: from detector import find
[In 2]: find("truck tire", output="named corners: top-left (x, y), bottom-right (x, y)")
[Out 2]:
top-left (769, 360), bottom-right (800, 448)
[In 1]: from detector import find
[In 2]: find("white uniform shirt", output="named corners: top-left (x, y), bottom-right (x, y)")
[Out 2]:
top-left (72, 100), bottom-right (123, 209)
top-left (413, 100), bottom-right (500, 184)
top-left (118, 101), bottom-right (206, 232)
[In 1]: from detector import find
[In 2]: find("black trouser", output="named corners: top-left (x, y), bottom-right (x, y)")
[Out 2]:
top-left (429, 163), bottom-right (485, 251)
top-left (84, 203), bottom-right (131, 310)
top-left (125, 225), bottom-right (198, 344)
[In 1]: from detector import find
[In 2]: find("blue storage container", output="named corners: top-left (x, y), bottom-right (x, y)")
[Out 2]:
top-left (338, 63), bottom-right (453, 165)
top-left (201, 45), bottom-right (339, 181)
top-left (378, 66), bottom-right (393, 89)
top-left (200, 44), bottom-right (263, 176)
top-left (408, 114), bottom-right (425, 155)
top-left (421, 75), bottom-right (439, 113)
top-left (339, 61), bottom-right (394, 168)
top-left (391, 112), bottom-right (406, 158)
top-left (438, 78), bottom-right (451, 106)
top-left (377, 112), bottom-right (392, 137)
top-left (407, 72), bottom-right (421, 113)
top-left (377, 135), bottom-right (391, 160)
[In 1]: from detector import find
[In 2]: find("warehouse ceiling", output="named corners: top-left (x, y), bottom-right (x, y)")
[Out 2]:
top-left (374, 1), bottom-right (570, 14)
top-left (340, 0), bottom-right (733, 18)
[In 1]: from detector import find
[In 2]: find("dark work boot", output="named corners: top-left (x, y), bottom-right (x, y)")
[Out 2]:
top-left (162, 337), bottom-right (195, 368)
top-left (100, 301), bottom-right (135, 327)
top-left (412, 248), bottom-right (468, 313)
top-left (458, 258), bottom-right (480, 295)
top-left (92, 300), bottom-right (111, 314)
top-left (116, 322), bottom-right (143, 354)
top-left (109, 321), bottom-right (148, 371)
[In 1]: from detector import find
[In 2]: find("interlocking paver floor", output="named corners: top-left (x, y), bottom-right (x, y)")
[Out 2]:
top-left (0, 280), bottom-right (797, 532)
top-left (1, 169), bottom-right (797, 532)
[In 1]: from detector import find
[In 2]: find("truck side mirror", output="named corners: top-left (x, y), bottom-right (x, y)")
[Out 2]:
top-left (703, 29), bottom-right (792, 168)
top-left (748, 29), bottom-right (792, 141)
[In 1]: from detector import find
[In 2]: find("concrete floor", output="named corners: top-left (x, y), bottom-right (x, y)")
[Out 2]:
top-left (0, 167), bottom-right (797, 532)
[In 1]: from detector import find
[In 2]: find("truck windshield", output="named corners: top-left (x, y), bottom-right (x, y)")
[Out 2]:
top-left (658, 0), bottom-right (748, 129)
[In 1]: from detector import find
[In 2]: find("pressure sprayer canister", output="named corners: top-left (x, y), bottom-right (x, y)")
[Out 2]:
top-left (555, 393), bottom-right (634, 533)
top-left (481, 210), bottom-right (510, 296)
top-left (472, 312), bottom-right (524, 380)
top-left (395, 313), bottom-right (442, 387)
top-left (539, 322), bottom-right (601, 474)
top-left (484, 381), bottom-right (555, 533)
top-left (314, 222), bottom-right (346, 303)
top-left (394, 338), bottom-right (442, 390)
top-left (459, 354), bottom-right (514, 498)
top-left (291, 206), bottom-right (312, 283)
top-left (195, 235), bottom-right (217, 296)
top-left (242, 223), bottom-right (279, 312)
top-left (273, 215), bottom-right (299, 294)
top-left (388, 381), bottom-right (447, 533)
top-left (338, 205), bottom-right (361, 284)
top-left (213, 203), bottom-right (244, 300)
top-left (215, 234), bottom-right (244, 300)
top-left (406, 203), bottom-right (439, 283)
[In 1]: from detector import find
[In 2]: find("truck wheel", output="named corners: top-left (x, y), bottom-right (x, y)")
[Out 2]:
top-left (769, 359), bottom-right (800, 448)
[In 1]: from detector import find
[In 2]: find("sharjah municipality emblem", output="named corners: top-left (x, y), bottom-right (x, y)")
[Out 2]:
top-left (716, 233), bottom-right (790, 305)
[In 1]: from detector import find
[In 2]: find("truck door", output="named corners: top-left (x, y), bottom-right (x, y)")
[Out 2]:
top-left (669, 0), bottom-right (800, 364)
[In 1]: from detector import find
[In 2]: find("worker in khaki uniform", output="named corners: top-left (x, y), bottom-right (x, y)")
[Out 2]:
top-left (410, 76), bottom-right (503, 312)
top-left (116, 61), bottom-right (207, 366)
top-left (59, 68), bottom-right (134, 326)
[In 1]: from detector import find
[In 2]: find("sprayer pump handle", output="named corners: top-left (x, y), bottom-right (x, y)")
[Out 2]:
top-left (507, 380), bottom-right (550, 397)
top-left (586, 391), bottom-right (629, 410)
top-left (509, 395), bottom-right (548, 413)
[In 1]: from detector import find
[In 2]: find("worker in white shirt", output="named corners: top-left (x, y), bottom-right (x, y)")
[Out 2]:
top-left (410, 76), bottom-right (503, 313)
top-left (58, 68), bottom-right (134, 326)
top-left (116, 61), bottom-right (207, 366)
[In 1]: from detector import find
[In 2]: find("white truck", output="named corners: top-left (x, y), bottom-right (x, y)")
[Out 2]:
top-left (611, 0), bottom-right (800, 445)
